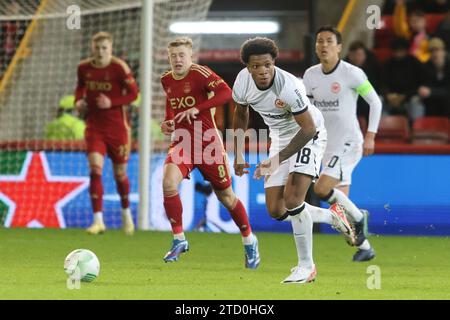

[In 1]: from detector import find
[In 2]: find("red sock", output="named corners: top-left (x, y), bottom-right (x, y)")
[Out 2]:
top-left (89, 173), bottom-right (103, 213)
top-left (163, 193), bottom-right (183, 234)
top-left (116, 176), bottom-right (130, 209)
top-left (229, 199), bottom-right (252, 237)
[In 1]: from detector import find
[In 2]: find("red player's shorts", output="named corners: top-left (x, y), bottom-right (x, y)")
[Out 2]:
top-left (85, 127), bottom-right (130, 164)
top-left (164, 142), bottom-right (232, 190)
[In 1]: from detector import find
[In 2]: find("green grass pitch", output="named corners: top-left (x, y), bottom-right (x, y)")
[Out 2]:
top-left (1, 228), bottom-right (450, 300)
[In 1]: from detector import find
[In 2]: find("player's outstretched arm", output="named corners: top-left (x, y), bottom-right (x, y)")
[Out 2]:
top-left (233, 103), bottom-right (250, 176)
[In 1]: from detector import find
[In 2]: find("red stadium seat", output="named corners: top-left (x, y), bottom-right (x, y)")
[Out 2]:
top-left (412, 116), bottom-right (449, 145)
top-left (374, 14), bottom-right (444, 54)
top-left (374, 16), bottom-right (394, 48)
top-left (376, 115), bottom-right (411, 143)
top-left (426, 14), bottom-right (445, 35)
top-left (373, 47), bottom-right (392, 63)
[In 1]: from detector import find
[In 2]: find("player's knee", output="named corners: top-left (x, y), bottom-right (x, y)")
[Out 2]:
top-left (114, 172), bottom-right (127, 182)
top-left (266, 203), bottom-right (284, 219)
top-left (162, 178), bottom-right (179, 195)
top-left (314, 183), bottom-right (331, 199)
top-left (284, 197), bottom-right (304, 210)
top-left (90, 166), bottom-right (102, 176)
top-left (218, 193), bottom-right (236, 210)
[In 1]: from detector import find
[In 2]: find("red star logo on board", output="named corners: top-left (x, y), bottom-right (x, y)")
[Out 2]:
top-left (0, 152), bottom-right (88, 228)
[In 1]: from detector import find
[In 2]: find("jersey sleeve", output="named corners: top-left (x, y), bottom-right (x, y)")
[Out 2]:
top-left (347, 66), bottom-right (375, 97)
top-left (160, 78), bottom-right (174, 121)
top-left (195, 67), bottom-right (232, 112)
top-left (301, 70), bottom-right (315, 104)
top-left (110, 61), bottom-right (139, 108)
top-left (281, 77), bottom-right (310, 115)
top-left (301, 72), bottom-right (312, 96)
top-left (348, 66), bottom-right (382, 134)
top-left (231, 70), bottom-right (248, 106)
top-left (164, 97), bottom-right (174, 121)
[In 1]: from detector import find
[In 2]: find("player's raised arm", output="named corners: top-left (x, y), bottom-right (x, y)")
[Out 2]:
top-left (232, 102), bottom-right (250, 176)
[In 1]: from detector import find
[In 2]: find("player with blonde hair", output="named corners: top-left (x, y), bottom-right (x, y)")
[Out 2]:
top-left (75, 31), bottom-right (138, 235)
top-left (160, 37), bottom-right (260, 268)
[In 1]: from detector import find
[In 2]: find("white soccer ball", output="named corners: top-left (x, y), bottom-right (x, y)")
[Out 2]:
top-left (64, 249), bottom-right (100, 282)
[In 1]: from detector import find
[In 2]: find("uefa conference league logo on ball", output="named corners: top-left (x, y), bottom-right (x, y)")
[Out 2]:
top-left (64, 249), bottom-right (100, 289)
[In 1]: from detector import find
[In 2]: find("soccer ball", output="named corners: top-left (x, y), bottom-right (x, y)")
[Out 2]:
top-left (64, 249), bottom-right (100, 282)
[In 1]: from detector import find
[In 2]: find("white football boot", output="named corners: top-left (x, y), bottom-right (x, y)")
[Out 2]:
top-left (121, 208), bottom-right (135, 236)
top-left (281, 265), bottom-right (317, 284)
top-left (86, 220), bottom-right (106, 235)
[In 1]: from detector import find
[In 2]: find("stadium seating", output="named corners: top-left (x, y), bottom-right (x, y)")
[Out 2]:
top-left (372, 47), bottom-right (392, 63)
top-left (373, 14), bottom-right (445, 62)
top-left (426, 14), bottom-right (446, 35)
top-left (412, 116), bottom-right (449, 145)
top-left (375, 15), bottom-right (394, 49)
top-left (376, 115), bottom-right (411, 143)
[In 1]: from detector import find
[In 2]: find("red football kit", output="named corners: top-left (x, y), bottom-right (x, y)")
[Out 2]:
top-left (161, 63), bottom-right (232, 190)
top-left (75, 57), bottom-right (139, 164)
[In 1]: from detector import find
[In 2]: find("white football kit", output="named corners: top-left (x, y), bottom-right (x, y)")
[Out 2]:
top-left (233, 66), bottom-right (327, 188)
top-left (303, 60), bottom-right (382, 185)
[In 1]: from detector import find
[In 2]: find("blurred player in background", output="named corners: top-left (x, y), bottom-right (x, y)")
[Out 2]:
top-left (74, 32), bottom-right (138, 235)
top-left (303, 26), bottom-right (382, 261)
top-left (233, 37), bottom-right (355, 284)
top-left (160, 37), bottom-right (260, 268)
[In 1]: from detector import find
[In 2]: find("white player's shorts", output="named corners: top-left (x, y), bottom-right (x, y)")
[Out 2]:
top-left (321, 141), bottom-right (363, 186)
top-left (264, 131), bottom-right (327, 189)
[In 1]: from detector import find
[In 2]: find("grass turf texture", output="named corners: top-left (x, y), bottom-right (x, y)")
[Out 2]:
top-left (1, 228), bottom-right (450, 300)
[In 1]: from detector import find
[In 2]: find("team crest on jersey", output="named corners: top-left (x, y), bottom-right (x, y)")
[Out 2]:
top-left (275, 99), bottom-right (286, 108)
top-left (183, 82), bottom-right (191, 94)
top-left (331, 82), bottom-right (341, 93)
top-left (166, 87), bottom-right (172, 94)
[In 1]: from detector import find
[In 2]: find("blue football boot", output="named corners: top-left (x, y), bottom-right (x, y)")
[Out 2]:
top-left (163, 239), bottom-right (189, 262)
top-left (353, 247), bottom-right (376, 262)
top-left (244, 235), bottom-right (260, 269)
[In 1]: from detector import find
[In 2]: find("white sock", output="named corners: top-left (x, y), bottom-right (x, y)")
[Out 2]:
top-left (242, 233), bottom-right (255, 245)
top-left (289, 204), bottom-right (314, 269)
top-left (358, 239), bottom-right (371, 250)
top-left (93, 212), bottom-right (103, 224)
top-left (121, 208), bottom-right (132, 220)
top-left (174, 233), bottom-right (185, 241)
top-left (329, 189), bottom-right (363, 222)
top-left (305, 203), bottom-right (334, 224)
